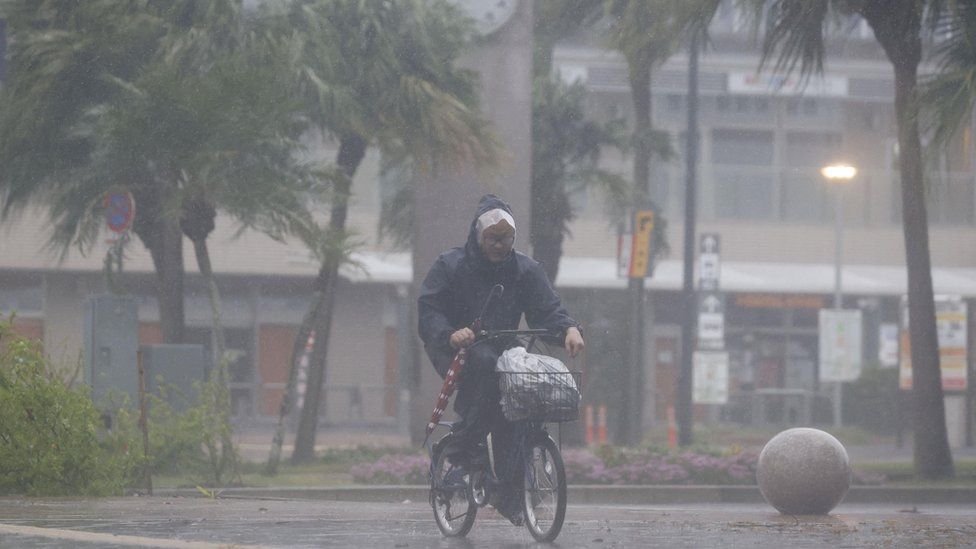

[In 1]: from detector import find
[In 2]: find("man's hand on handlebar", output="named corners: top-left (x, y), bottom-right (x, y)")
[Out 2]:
top-left (450, 327), bottom-right (475, 349)
top-left (564, 326), bottom-right (584, 358)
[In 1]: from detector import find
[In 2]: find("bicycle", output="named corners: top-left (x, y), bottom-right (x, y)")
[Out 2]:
top-left (427, 328), bottom-right (581, 542)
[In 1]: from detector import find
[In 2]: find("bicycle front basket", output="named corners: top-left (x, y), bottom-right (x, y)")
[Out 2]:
top-left (498, 370), bottom-right (581, 423)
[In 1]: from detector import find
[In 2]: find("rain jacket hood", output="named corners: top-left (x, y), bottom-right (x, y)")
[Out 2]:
top-left (464, 194), bottom-right (516, 268)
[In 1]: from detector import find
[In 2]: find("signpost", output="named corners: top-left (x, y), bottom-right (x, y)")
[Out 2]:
top-left (697, 292), bottom-right (725, 349)
top-left (699, 233), bottom-right (720, 291)
top-left (693, 233), bottom-right (727, 405)
top-left (103, 191), bottom-right (135, 293)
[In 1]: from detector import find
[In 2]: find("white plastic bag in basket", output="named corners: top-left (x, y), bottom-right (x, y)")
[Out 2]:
top-left (496, 347), bottom-right (579, 421)
top-left (496, 346), bottom-right (572, 378)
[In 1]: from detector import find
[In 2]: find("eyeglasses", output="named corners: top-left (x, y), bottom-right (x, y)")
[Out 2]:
top-left (484, 234), bottom-right (515, 247)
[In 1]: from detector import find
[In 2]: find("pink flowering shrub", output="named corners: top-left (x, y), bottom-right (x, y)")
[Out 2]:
top-left (350, 453), bottom-right (428, 485)
top-left (350, 447), bottom-right (886, 485)
top-left (563, 448), bottom-right (758, 485)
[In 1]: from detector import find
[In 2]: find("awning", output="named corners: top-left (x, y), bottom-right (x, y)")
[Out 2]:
top-left (341, 252), bottom-right (976, 298)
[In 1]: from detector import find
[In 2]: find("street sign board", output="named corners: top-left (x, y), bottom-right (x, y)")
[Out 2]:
top-left (698, 291), bottom-right (725, 347)
top-left (104, 192), bottom-right (135, 234)
top-left (617, 210), bottom-right (656, 279)
top-left (629, 210), bottom-right (655, 278)
top-left (899, 295), bottom-right (968, 391)
top-left (878, 323), bottom-right (899, 368)
top-left (693, 350), bottom-right (729, 404)
top-left (819, 309), bottom-right (863, 382)
top-left (617, 231), bottom-right (632, 278)
top-left (699, 233), bottom-right (720, 291)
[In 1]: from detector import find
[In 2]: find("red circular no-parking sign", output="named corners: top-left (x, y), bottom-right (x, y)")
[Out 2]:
top-left (103, 192), bottom-right (136, 233)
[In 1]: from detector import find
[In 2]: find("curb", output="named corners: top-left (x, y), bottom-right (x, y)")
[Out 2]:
top-left (151, 485), bottom-right (976, 505)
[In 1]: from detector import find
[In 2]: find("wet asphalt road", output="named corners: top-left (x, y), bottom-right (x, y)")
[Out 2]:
top-left (0, 497), bottom-right (974, 548)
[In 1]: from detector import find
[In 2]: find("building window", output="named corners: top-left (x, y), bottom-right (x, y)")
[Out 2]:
top-left (803, 98), bottom-right (818, 116)
top-left (891, 173), bottom-right (975, 226)
top-left (712, 128), bottom-right (775, 220)
top-left (929, 174), bottom-right (976, 225)
top-left (712, 128), bottom-right (774, 166)
top-left (0, 281), bottom-right (42, 315)
top-left (779, 132), bottom-right (842, 223)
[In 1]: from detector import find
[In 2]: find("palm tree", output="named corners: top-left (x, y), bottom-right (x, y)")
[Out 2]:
top-left (531, 76), bottom-right (632, 282)
top-left (262, 0), bottom-right (498, 467)
top-left (0, 0), bottom-right (317, 350)
top-left (743, 0), bottom-right (954, 480)
top-left (603, 0), bottom-right (690, 444)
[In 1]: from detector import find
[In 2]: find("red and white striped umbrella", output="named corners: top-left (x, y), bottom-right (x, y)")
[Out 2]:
top-left (424, 348), bottom-right (467, 438)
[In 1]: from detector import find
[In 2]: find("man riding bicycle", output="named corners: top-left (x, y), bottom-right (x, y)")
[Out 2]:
top-left (418, 194), bottom-right (584, 525)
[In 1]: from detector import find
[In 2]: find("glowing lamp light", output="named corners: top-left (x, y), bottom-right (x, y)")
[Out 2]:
top-left (820, 164), bottom-right (857, 182)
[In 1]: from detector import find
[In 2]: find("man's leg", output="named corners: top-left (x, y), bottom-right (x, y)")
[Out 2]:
top-left (452, 345), bottom-right (501, 459)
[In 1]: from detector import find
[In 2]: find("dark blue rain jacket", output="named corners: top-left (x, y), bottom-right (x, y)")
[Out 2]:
top-left (418, 194), bottom-right (580, 377)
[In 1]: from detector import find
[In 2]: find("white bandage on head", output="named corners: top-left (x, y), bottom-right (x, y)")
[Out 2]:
top-left (476, 208), bottom-right (516, 245)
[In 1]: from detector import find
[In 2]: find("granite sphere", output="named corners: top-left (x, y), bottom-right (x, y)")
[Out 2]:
top-left (757, 428), bottom-right (851, 515)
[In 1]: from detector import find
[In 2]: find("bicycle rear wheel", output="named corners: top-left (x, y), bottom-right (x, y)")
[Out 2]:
top-left (430, 435), bottom-right (477, 537)
top-left (522, 435), bottom-right (566, 542)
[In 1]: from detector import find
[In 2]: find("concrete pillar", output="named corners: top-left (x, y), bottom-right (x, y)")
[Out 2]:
top-left (410, 0), bottom-right (534, 444)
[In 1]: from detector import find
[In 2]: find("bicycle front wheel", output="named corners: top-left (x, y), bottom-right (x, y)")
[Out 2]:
top-left (522, 435), bottom-right (567, 542)
top-left (430, 435), bottom-right (477, 537)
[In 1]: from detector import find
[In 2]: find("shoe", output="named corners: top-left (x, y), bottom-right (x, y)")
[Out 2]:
top-left (494, 490), bottom-right (524, 526)
top-left (498, 504), bottom-right (524, 527)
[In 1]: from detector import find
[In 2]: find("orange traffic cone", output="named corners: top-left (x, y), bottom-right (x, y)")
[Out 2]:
top-left (667, 405), bottom-right (677, 449)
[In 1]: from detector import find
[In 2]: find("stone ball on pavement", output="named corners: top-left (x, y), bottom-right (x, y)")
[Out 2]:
top-left (757, 428), bottom-right (851, 515)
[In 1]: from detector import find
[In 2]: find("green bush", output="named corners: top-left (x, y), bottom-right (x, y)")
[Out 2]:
top-left (0, 324), bottom-right (133, 496)
top-left (843, 365), bottom-right (905, 435)
top-left (111, 378), bottom-right (241, 488)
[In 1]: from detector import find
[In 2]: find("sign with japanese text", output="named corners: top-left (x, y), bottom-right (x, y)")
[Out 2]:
top-left (699, 233), bottom-right (720, 291)
top-left (899, 296), bottom-right (968, 391)
top-left (617, 210), bottom-right (656, 279)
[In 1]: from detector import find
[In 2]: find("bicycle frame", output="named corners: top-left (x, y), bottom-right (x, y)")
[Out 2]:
top-left (428, 328), bottom-right (576, 541)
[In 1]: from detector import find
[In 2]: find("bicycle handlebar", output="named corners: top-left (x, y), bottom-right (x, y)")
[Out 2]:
top-left (474, 328), bottom-right (555, 340)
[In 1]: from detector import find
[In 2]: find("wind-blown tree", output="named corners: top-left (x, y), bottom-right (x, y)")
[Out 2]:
top-left (530, 0), bottom-right (635, 283)
top-left (264, 0), bottom-right (498, 467)
top-left (0, 1), bottom-right (189, 341)
top-left (736, 0), bottom-right (955, 480)
top-left (0, 0), bottom-right (322, 485)
top-left (0, 0), bottom-right (318, 349)
top-left (530, 76), bottom-right (631, 282)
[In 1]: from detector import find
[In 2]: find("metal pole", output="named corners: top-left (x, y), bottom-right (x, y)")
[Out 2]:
top-left (833, 185), bottom-right (844, 427)
top-left (677, 34), bottom-right (699, 446)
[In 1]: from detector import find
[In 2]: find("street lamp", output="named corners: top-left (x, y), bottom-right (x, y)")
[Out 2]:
top-left (821, 163), bottom-right (857, 427)
top-left (820, 163), bottom-right (857, 310)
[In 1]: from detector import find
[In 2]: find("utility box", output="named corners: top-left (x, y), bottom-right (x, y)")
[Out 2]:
top-left (84, 294), bottom-right (139, 408)
top-left (141, 344), bottom-right (208, 412)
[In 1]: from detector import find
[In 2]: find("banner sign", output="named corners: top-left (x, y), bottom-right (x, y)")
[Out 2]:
top-left (728, 71), bottom-right (849, 97)
top-left (617, 210), bottom-right (655, 278)
top-left (900, 296), bottom-right (968, 391)
top-left (878, 323), bottom-right (899, 368)
top-left (693, 351), bottom-right (729, 404)
top-left (819, 309), bottom-right (863, 382)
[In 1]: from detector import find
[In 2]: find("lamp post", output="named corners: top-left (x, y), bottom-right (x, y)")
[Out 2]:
top-left (821, 163), bottom-right (857, 427)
